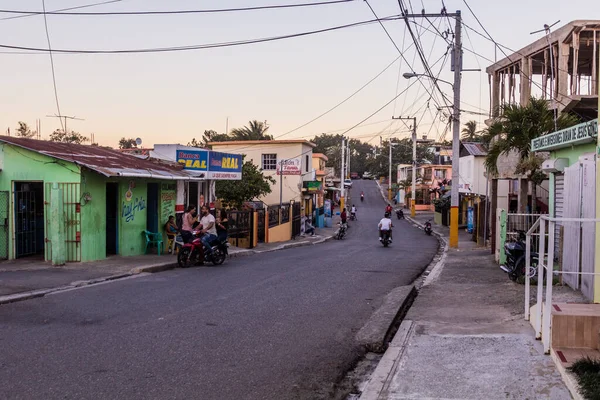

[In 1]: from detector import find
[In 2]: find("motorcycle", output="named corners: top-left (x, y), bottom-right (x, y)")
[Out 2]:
top-left (350, 212), bottom-right (357, 221)
top-left (360, 195), bottom-right (364, 202)
top-left (177, 230), bottom-right (228, 267)
top-left (424, 220), bottom-right (432, 235)
top-left (396, 209), bottom-right (404, 220)
top-left (336, 222), bottom-right (347, 240)
top-left (500, 230), bottom-right (539, 281)
top-left (381, 230), bottom-right (391, 247)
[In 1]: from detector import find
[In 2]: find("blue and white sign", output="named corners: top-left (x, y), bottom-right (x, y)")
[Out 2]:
top-left (177, 149), bottom-right (209, 171)
top-left (467, 206), bottom-right (474, 233)
top-left (207, 151), bottom-right (242, 180)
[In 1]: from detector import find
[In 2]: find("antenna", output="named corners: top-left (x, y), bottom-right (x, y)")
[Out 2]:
top-left (46, 114), bottom-right (84, 133)
top-left (135, 137), bottom-right (142, 146)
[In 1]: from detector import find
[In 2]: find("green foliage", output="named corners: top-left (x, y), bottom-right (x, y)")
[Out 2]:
top-left (49, 129), bottom-right (88, 144)
top-left (230, 120), bottom-right (273, 141)
top-left (484, 97), bottom-right (579, 176)
top-left (461, 120), bottom-right (482, 142)
top-left (16, 121), bottom-right (36, 138)
top-left (118, 137), bottom-right (138, 149)
top-left (215, 160), bottom-right (275, 208)
top-left (432, 196), bottom-right (450, 212)
top-left (568, 357), bottom-right (600, 399)
top-left (365, 138), bottom-right (433, 181)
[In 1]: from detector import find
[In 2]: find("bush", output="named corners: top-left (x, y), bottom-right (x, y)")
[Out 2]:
top-left (568, 357), bottom-right (600, 399)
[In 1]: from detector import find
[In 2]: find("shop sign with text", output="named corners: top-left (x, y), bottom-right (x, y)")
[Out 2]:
top-left (277, 158), bottom-right (302, 175)
top-left (531, 119), bottom-right (598, 152)
top-left (207, 151), bottom-right (242, 180)
top-left (177, 149), bottom-right (209, 171)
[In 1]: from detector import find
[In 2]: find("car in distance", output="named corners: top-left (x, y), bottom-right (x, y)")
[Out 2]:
top-left (362, 172), bottom-right (372, 180)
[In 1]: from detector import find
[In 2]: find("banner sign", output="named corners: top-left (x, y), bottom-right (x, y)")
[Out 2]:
top-left (277, 158), bottom-right (302, 175)
top-left (531, 119), bottom-right (598, 152)
top-left (324, 199), bottom-right (332, 217)
top-left (177, 149), bottom-right (208, 171)
top-left (207, 151), bottom-right (242, 180)
top-left (304, 181), bottom-right (323, 193)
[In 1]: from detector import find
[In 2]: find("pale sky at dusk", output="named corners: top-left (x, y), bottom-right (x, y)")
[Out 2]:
top-left (0, 0), bottom-right (596, 147)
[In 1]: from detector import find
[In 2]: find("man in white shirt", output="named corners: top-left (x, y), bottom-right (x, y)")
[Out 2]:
top-left (350, 204), bottom-right (357, 220)
top-left (199, 205), bottom-right (218, 254)
top-left (378, 212), bottom-right (393, 242)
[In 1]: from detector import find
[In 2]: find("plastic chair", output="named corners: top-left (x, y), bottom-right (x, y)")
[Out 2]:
top-left (143, 230), bottom-right (163, 255)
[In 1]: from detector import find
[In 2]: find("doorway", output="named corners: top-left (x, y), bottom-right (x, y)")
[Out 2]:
top-left (188, 182), bottom-right (199, 209)
top-left (106, 183), bottom-right (119, 255)
top-left (14, 182), bottom-right (44, 258)
top-left (147, 183), bottom-right (159, 232)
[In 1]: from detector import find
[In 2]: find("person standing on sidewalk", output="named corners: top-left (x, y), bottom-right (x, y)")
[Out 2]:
top-left (341, 208), bottom-right (348, 225)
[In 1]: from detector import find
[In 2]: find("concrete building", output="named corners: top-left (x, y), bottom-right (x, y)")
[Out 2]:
top-left (396, 164), bottom-right (412, 206)
top-left (0, 137), bottom-right (204, 263)
top-left (209, 140), bottom-right (316, 208)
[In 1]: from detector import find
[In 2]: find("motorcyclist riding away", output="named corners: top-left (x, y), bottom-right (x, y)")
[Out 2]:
top-left (379, 212), bottom-right (393, 242)
top-left (385, 203), bottom-right (393, 214)
top-left (351, 204), bottom-right (357, 219)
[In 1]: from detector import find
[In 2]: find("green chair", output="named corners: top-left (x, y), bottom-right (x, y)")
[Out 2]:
top-left (143, 230), bottom-right (163, 255)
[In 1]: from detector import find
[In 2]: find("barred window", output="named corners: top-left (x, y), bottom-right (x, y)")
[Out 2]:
top-left (262, 154), bottom-right (277, 170)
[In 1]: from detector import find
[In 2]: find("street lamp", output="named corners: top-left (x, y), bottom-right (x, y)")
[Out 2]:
top-left (403, 65), bottom-right (462, 249)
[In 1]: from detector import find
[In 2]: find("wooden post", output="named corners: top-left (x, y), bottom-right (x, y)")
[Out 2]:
top-left (592, 30), bottom-right (597, 95)
top-left (572, 32), bottom-right (580, 95)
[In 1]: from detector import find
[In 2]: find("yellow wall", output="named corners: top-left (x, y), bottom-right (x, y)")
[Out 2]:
top-left (211, 142), bottom-right (314, 206)
top-left (268, 221), bottom-right (291, 243)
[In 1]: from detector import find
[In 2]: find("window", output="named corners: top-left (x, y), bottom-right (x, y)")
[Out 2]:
top-left (262, 154), bottom-right (277, 170)
top-left (306, 155), bottom-right (309, 172)
top-left (434, 169), bottom-right (445, 179)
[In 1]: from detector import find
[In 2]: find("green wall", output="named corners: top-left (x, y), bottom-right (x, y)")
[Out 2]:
top-left (160, 183), bottom-right (177, 251)
top-left (0, 144), bottom-right (81, 260)
top-left (118, 179), bottom-right (148, 256)
top-left (80, 170), bottom-right (107, 262)
top-left (553, 143), bottom-right (596, 165)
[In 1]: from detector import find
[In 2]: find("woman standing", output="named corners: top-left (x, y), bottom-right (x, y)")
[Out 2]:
top-left (181, 205), bottom-right (197, 243)
top-left (216, 209), bottom-right (229, 242)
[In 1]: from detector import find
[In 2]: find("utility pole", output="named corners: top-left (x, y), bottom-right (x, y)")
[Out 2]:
top-left (449, 11), bottom-right (462, 249)
top-left (388, 139), bottom-right (393, 201)
top-left (393, 116), bottom-right (417, 216)
top-left (340, 136), bottom-right (346, 210)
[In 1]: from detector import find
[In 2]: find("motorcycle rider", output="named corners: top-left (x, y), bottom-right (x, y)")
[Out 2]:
top-left (378, 212), bottom-right (393, 242)
top-left (350, 204), bottom-right (357, 220)
top-left (385, 203), bottom-right (393, 214)
top-left (360, 191), bottom-right (364, 201)
top-left (199, 205), bottom-right (218, 256)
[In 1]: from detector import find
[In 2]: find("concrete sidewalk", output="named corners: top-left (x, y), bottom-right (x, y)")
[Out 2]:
top-left (360, 214), bottom-right (570, 399)
top-left (0, 226), bottom-right (336, 305)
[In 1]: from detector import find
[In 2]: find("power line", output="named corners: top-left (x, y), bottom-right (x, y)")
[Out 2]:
top-left (0, 0), bottom-right (126, 21)
top-left (40, 0), bottom-right (64, 132)
top-left (0, 15), bottom-right (402, 54)
top-left (0, 0), bottom-right (353, 16)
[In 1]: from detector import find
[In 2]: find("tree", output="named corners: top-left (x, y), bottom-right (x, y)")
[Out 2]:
top-left (461, 120), bottom-right (481, 142)
top-left (215, 160), bottom-right (276, 208)
top-left (188, 130), bottom-right (231, 148)
top-left (15, 121), bottom-right (36, 138)
top-left (484, 97), bottom-right (578, 212)
top-left (366, 138), bottom-right (433, 181)
top-left (49, 129), bottom-right (88, 144)
top-left (118, 137), bottom-right (138, 149)
top-left (230, 120), bottom-right (273, 141)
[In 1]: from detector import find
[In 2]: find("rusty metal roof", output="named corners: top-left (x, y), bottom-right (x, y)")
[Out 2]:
top-left (0, 136), bottom-right (203, 180)
top-left (462, 142), bottom-right (488, 157)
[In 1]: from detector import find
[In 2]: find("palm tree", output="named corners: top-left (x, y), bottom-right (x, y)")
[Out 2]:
top-left (484, 97), bottom-right (578, 212)
top-left (230, 120), bottom-right (273, 141)
top-left (461, 120), bottom-right (480, 142)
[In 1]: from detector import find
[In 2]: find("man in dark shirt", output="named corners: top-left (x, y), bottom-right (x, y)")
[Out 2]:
top-left (341, 208), bottom-right (347, 224)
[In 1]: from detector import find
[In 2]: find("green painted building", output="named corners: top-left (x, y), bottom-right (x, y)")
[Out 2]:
top-left (0, 136), bottom-right (201, 264)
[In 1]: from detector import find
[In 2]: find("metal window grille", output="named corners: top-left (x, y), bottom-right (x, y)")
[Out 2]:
top-left (262, 154), bottom-right (277, 170)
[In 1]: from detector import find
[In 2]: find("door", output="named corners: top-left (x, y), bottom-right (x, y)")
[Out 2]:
top-left (146, 183), bottom-right (159, 233)
top-left (0, 191), bottom-right (8, 259)
top-left (106, 183), bottom-right (118, 255)
top-left (561, 164), bottom-right (581, 290)
top-left (14, 182), bottom-right (44, 258)
top-left (580, 161), bottom-right (596, 300)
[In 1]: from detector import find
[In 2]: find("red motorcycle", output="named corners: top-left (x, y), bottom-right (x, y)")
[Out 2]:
top-left (177, 230), bottom-right (228, 267)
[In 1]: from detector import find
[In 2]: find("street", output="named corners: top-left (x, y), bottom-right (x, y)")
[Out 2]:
top-left (0, 180), bottom-right (438, 400)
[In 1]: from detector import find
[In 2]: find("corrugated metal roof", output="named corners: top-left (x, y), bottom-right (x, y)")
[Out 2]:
top-left (462, 142), bottom-right (488, 156)
top-left (0, 136), bottom-right (202, 180)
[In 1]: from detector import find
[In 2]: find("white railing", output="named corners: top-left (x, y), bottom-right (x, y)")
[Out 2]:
top-left (525, 216), bottom-right (600, 354)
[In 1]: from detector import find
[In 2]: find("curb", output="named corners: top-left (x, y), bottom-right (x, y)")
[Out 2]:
top-left (359, 320), bottom-right (415, 400)
top-left (0, 235), bottom-right (335, 306)
top-left (551, 349), bottom-right (584, 400)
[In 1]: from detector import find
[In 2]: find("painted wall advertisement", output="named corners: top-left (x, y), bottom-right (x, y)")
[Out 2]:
top-left (277, 157), bottom-right (302, 175)
top-left (177, 149), bottom-right (209, 171)
top-left (207, 151), bottom-right (243, 180)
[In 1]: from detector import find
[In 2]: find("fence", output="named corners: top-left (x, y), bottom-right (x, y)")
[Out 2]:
top-left (498, 211), bottom-right (546, 265)
top-left (525, 216), bottom-right (600, 354)
top-left (268, 205), bottom-right (281, 228)
top-left (291, 202), bottom-right (302, 238)
top-left (227, 210), bottom-right (254, 249)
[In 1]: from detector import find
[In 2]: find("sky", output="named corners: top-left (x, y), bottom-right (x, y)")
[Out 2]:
top-left (0, 0), bottom-right (596, 148)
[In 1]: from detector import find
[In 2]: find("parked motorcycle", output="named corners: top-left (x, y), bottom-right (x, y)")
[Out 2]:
top-left (500, 230), bottom-right (539, 281)
top-left (177, 230), bottom-right (228, 267)
top-left (336, 222), bottom-right (347, 240)
top-left (424, 220), bottom-right (432, 235)
top-left (381, 230), bottom-right (391, 247)
top-left (396, 209), bottom-right (404, 220)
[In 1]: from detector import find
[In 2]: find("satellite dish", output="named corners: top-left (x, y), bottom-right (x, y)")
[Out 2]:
top-left (135, 138), bottom-right (142, 146)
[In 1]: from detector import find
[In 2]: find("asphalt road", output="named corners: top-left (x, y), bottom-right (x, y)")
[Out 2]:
top-left (0, 180), bottom-right (438, 400)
